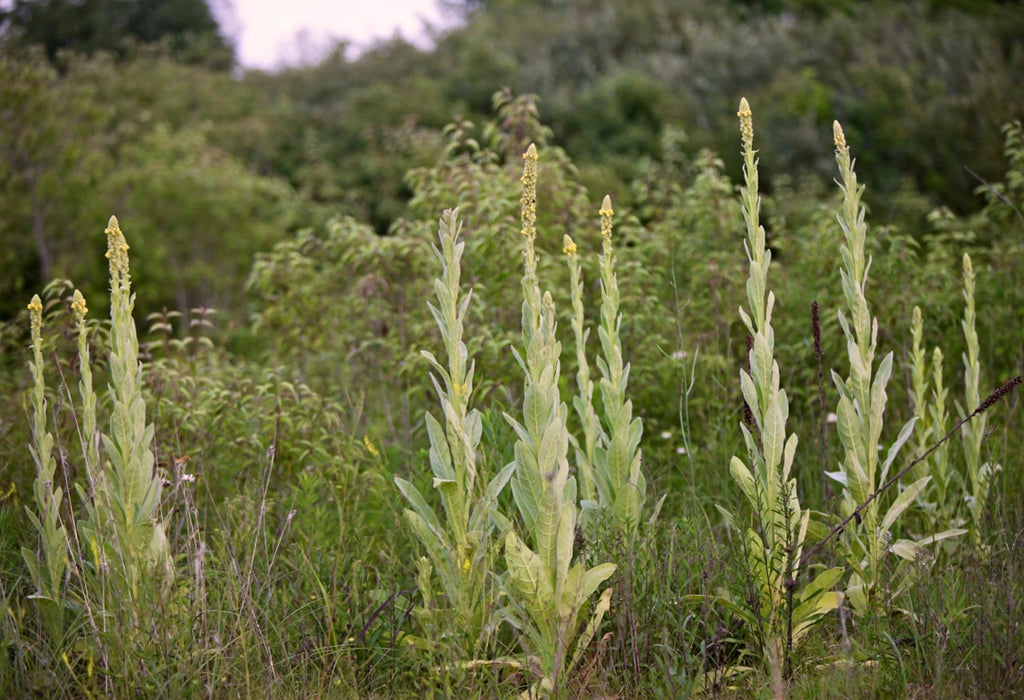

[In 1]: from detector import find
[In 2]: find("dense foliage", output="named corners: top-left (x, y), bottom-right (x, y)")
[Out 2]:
top-left (1, 0), bottom-right (1023, 696)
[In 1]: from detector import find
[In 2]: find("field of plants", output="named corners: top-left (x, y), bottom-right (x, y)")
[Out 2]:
top-left (2, 0), bottom-right (1023, 697)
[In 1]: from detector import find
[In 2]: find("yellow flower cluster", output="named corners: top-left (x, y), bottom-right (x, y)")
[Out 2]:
top-left (104, 216), bottom-right (131, 283)
top-left (362, 434), bottom-right (380, 457)
top-left (28, 294), bottom-right (43, 341)
top-left (71, 289), bottom-right (88, 322)
top-left (737, 97), bottom-right (754, 152)
top-left (562, 234), bottom-right (577, 256)
top-left (832, 120), bottom-right (847, 152)
top-left (599, 195), bottom-right (614, 240)
top-left (520, 144), bottom-right (538, 240)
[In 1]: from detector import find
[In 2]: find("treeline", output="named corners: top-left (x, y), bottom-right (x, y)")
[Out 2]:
top-left (0, 0), bottom-right (1021, 322)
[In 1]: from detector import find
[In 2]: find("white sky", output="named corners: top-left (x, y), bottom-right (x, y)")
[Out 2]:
top-left (220, 0), bottom-right (454, 70)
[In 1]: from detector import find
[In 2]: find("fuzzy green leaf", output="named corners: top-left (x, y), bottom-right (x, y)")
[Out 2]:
top-left (881, 476), bottom-right (930, 532)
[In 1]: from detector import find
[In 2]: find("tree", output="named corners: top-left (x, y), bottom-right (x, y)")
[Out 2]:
top-left (0, 0), bottom-right (233, 69)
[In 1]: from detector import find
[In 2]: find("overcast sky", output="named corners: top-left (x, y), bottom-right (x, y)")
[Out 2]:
top-left (221, 0), bottom-right (454, 70)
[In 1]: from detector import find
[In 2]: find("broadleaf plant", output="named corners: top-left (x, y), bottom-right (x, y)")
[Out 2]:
top-left (826, 125), bottom-right (964, 615)
top-left (395, 208), bottom-right (514, 658)
top-left (712, 99), bottom-right (842, 688)
top-left (500, 144), bottom-right (616, 697)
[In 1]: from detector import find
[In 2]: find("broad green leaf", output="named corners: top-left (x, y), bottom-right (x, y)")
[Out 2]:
top-left (505, 531), bottom-right (553, 614)
top-left (394, 477), bottom-right (444, 536)
top-left (792, 590), bottom-right (843, 642)
top-left (535, 481), bottom-right (563, 573)
top-left (879, 416), bottom-right (917, 484)
top-left (762, 394), bottom-right (785, 473)
top-left (890, 539), bottom-right (923, 561)
top-left (918, 528), bottom-right (967, 546)
top-left (881, 476), bottom-right (930, 532)
top-left (835, 395), bottom-right (861, 458)
top-left (739, 370), bottom-right (760, 430)
top-left (781, 433), bottom-right (798, 482)
top-left (729, 456), bottom-right (757, 508)
top-left (567, 586), bottom-right (613, 676)
top-left (555, 501), bottom-right (575, 588)
top-left (426, 413), bottom-right (454, 480)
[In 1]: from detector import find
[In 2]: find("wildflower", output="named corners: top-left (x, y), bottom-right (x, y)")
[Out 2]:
top-left (562, 234), bottom-right (577, 256)
top-left (104, 216), bottom-right (131, 288)
top-left (737, 97), bottom-right (754, 151)
top-left (660, 431), bottom-right (672, 440)
top-left (599, 195), bottom-right (614, 240)
top-left (71, 290), bottom-right (88, 322)
top-left (833, 120), bottom-right (847, 152)
top-left (363, 435), bottom-right (380, 458)
top-left (520, 144), bottom-right (538, 240)
top-left (28, 295), bottom-right (43, 342)
top-left (671, 350), bottom-right (688, 361)
top-left (676, 446), bottom-right (687, 455)
top-left (827, 412), bottom-right (838, 424)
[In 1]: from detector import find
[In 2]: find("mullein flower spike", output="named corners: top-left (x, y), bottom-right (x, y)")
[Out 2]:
top-left (71, 290), bottom-right (88, 321)
top-left (520, 144), bottom-right (538, 240)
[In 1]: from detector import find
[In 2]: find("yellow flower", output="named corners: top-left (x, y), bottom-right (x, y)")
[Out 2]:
top-left (71, 289), bottom-right (88, 322)
top-left (599, 195), bottom-right (614, 240)
top-left (104, 215), bottom-right (131, 283)
top-left (562, 234), bottom-right (577, 256)
top-left (520, 144), bottom-right (538, 240)
top-left (28, 294), bottom-right (43, 342)
top-left (833, 120), bottom-right (847, 152)
top-left (737, 97), bottom-right (754, 151)
top-left (362, 435), bottom-right (380, 457)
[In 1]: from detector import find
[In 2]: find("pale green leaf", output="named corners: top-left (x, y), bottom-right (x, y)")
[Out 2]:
top-left (890, 539), bottom-right (923, 561)
top-left (879, 416), bottom-right (917, 484)
top-left (881, 476), bottom-right (930, 532)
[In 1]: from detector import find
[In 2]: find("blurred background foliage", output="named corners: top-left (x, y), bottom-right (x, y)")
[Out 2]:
top-left (0, 0), bottom-right (1021, 508)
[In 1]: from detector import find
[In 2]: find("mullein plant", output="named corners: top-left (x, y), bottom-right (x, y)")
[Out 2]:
top-left (958, 253), bottom-right (994, 549)
top-left (827, 125), bottom-right (962, 615)
top-left (22, 294), bottom-right (70, 643)
top-left (718, 99), bottom-right (842, 687)
top-left (906, 307), bottom-right (953, 530)
top-left (76, 217), bottom-right (173, 610)
top-left (394, 208), bottom-right (515, 657)
top-left (565, 196), bottom-right (652, 535)
top-left (500, 144), bottom-right (616, 697)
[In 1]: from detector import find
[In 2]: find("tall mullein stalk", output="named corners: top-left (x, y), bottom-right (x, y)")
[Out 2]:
top-left (724, 100), bottom-right (842, 688)
top-left (395, 208), bottom-right (514, 655)
top-left (78, 216), bottom-right (172, 608)
top-left (959, 253), bottom-right (991, 547)
top-left (22, 294), bottom-right (69, 641)
top-left (907, 307), bottom-right (931, 487)
top-left (828, 124), bottom-right (943, 614)
top-left (928, 348), bottom-right (952, 520)
top-left (564, 233), bottom-right (599, 504)
top-left (907, 308), bottom-right (953, 529)
top-left (503, 144), bottom-right (615, 698)
top-left (72, 290), bottom-right (100, 488)
top-left (592, 196), bottom-right (648, 535)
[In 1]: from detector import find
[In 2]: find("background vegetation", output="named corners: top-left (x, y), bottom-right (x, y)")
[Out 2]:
top-left (1, 0), bottom-right (1022, 696)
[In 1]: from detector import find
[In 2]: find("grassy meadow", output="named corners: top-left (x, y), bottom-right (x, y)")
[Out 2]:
top-left (2, 2), bottom-right (1024, 697)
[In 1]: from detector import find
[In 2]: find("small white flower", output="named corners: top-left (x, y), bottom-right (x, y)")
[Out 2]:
top-left (660, 431), bottom-right (672, 440)
top-left (671, 350), bottom-right (688, 361)
top-left (676, 446), bottom-right (687, 455)
top-left (826, 412), bottom-right (838, 424)
top-left (180, 473), bottom-right (196, 483)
